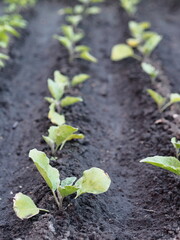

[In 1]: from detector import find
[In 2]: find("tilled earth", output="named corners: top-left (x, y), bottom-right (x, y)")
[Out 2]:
top-left (0, 0), bottom-right (180, 239)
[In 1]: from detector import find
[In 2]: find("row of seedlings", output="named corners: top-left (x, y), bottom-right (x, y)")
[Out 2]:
top-left (114, 1), bottom-right (180, 192)
top-left (0, 0), bottom-right (37, 68)
top-left (13, 0), bottom-right (111, 219)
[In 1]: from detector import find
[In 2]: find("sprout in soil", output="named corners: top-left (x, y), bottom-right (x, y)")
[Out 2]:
top-left (13, 149), bottom-right (111, 219)
top-left (111, 21), bottom-right (162, 62)
top-left (140, 137), bottom-right (180, 177)
top-left (147, 89), bottom-right (180, 112)
top-left (120, 0), bottom-right (141, 15)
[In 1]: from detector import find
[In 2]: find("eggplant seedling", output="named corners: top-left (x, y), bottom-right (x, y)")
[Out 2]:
top-left (54, 25), bottom-right (97, 63)
top-left (120, 0), bottom-right (141, 15)
top-left (111, 21), bottom-right (162, 62)
top-left (43, 124), bottom-right (84, 154)
top-left (140, 137), bottom-right (180, 176)
top-left (12, 149), bottom-right (111, 219)
top-left (45, 71), bottom-right (83, 125)
top-left (147, 89), bottom-right (180, 112)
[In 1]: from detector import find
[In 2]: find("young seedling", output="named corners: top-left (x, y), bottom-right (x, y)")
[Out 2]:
top-left (43, 124), bottom-right (84, 154)
top-left (45, 71), bottom-right (84, 125)
top-left (54, 25), bottom-right (97, 63)
top-left (141, 62), bottom-right (159, 82)
top-left (4, 0), bottom-right (37, 13)
top-left (140, 137), bottom-right (180, 177)
top-left (147, 89), bottom-right (180, 112)
top-left (13, 193), bottom-right (49, 220)
top-left (13, 149), bottom-right (111, 218)
top-left (0, 14), bottom-right (27, 49)
top-left (120, 0), bottom-right (141, 15)
top-left (111, 21), bottom-right (162, 62)
top-left (59, 0), bottom-right (103, 19)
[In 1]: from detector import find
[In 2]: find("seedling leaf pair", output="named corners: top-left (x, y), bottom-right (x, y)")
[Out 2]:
top-left (111, 21), bottom-right (162, 63)
top-left (43, 124), bottom-right (84, 153)
top-left (14, 149), bottom-right (111, 219)
top-left (147, 89), bottom-right (180, 112)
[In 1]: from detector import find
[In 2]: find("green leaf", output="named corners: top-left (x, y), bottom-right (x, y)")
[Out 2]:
top-left (171, 137), bottom-right (180, 150)
top-left (75, 45), bottom-right (90, 53)
top-left (79, 51), bottom-right (97, 63)
top-left (13, 193), bottom-right (40, 220)
top-left (66, 134), bottom-right (84, 141)
top-left (129, 21), bottom-right (150, 39)
top-left (75, 167), bottom-right (111, 198)
top-left (47, 79), bottom-right (63, 101)
top-left (48, 103), bottom-right (65, 126)
top-left (73, 31), bottom-right (84, 43)
top-left (147, 89), bottom-right (166, 109)
top-left (74, 5), bottom-right (85, 14)
top-left (61, 25), bottom-right (74, 40)
top-left (140, 156), bottom-right (180, 175)
top-left (66, 15), bottom-right (82, 27)
top-left (54, 71), bottom-right (69, 88)
top-left (140, 34), bottom-right (162, 56)
top-left (86, 6), bottom-right (101, 15)
top-left (72, 74), bottom-right (90, 86)
top-left (29, 149), bottom-right (60, 191)
top-left (58, 176), bottom-right (78, 198)
top-left (0, 53), bottom-right (9, 60)
top-left (58, 186), bottom-right (79, 198)
top-left (54, 35), bottom-right (72, 50)
top-left (111, 44), bottom-right (134, 61)
top-left (141, 62), bottom-right (159, 79)
top-left (61, 177), bottom-right (77, 187)
top-left (44, 125), bottom-right (82, 151)
top-left (170, 93), bottom-right (180, 104)
top-left (60, 96), bottom-right (83, 107)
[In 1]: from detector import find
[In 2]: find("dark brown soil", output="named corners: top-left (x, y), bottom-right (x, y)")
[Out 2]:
top-left (0, 0), bottom-right (180, 239)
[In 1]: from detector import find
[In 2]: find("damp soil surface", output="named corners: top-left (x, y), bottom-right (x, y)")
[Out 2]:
top-left (0, 0), bottom-right (180, 239)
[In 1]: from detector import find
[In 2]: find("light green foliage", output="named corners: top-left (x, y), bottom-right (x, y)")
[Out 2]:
top-left (0, 14), bottom-right (26, 48)
top-left (120, 0), bottom-right (141, 15)
top-left (111, 44), bottom-right (134, 61)
top-left (46, 70), bottom-right (69, 102)
top-left (140, 156), bottom-right (180, 175)
top-left (60, 96), bottom-right (83, 107)
top-left (43, 124), bottom-right (84, 153)
top-left (14, 150), bottom-right (111, 217)
top-left (48, 103), bottom-right (65, 126)
top-left (141, 62), bottom-right (159, 81)
top-left (13, 193), bottom-right (48, 220)
top-left (57, 0), bottom-right (101, 63)
top-left (75, 167), bottom-right (111, 197)
top-left (54, 25), bottom-right (97, 63)
top-left (171, 137), bottom-right (180, 158)
top-left (29, 149), bottom-right (60, 191)
top-left (58, 177), bottom-right (79, 198)
top-left (71, 74), bottom-right (90, 86)
top-left (140, 137), bottom-right (180, 176)
top-left (147, 89), bottom-right (180, 112)
top-left (66, 15), bottom-right (83, 28)
top-left (147, 89), bottom-right (166, 110)
top-left (111, 21), bottom-right (162, 62)
top-left (4, 0), bottom-right (37, 13)
top-left (0, 14), bottom-right (27, 68)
